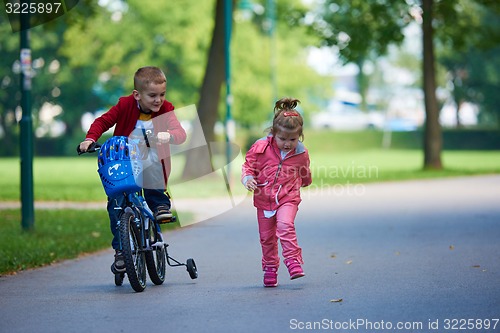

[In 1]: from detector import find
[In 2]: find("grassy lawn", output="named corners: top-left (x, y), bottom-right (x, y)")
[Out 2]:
top-left (1, 130), bottom-right (499, 275)
top-left (0, 208), bottom-right (182, 276)
top-left (311, 149), bottom-right (500, 184)
top-left (0, 209), bottom-right (110, 274)
top-left (1, 150), bottom-right (500, 202)
top-left (1, 150), bottom-right (499, 202)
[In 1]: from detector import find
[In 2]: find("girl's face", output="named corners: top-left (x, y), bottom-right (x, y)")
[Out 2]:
top-left (274, 127), bottom-right (300, 153)
top-left (133, 82), bottom-right (167, 113)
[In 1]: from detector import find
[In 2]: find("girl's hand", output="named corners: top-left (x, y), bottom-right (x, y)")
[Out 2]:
top-left (245, 178), bottom-right (257, 191)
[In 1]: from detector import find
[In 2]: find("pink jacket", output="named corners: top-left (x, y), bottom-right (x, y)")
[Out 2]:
top-left (242, 135), bottom-right (312, 211)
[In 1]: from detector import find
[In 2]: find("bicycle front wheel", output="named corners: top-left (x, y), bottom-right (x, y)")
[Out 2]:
top-left (120, 211), bottom-right (147, 292)
top-left (145, 221), bottom-right (166, 285)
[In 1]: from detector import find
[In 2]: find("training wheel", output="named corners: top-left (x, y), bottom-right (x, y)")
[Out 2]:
top-left (111, 264), bottom-right (125, 286)
top-left (186, 258), bottom-right (198, 279)
top-left (114, 272), bottom-right (124, 286)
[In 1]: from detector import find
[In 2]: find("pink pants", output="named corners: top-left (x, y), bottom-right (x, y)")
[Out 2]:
top-left (257, 203), bottom-right (303, 270)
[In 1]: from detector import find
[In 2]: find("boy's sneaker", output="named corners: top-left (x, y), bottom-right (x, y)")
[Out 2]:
top-left (154, 205), bottom-right (173, 222)
top-left (112, 250), bottom-right (125, 273)
top-left (263, 266), bottom-right (278, 287)
top-left (286, 259), bottom-right (305, 280)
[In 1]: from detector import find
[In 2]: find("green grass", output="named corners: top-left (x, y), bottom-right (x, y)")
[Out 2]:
top-left (1, 130), bottom-right (499, 275)
top-left (0, 208), bottom-right (183, 276)
top-left (311, 149), bottom-right (500, 185)
top-left (0, 155), bottom-right (250, 201)
top-left (0, 209), bottom-right (110, 275)
top-left (1, 157), bottom-right (106, 202)
top-left (1, 149), bottom-right (499, 202)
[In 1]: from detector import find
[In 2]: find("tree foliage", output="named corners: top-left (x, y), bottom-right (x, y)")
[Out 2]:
top-left (0, 0), bottom-right (98, 154)
top-left (308, 0), bottom-right (416, 111)
top-left (232, 0), bottom-right (332, 129)
top-left (0, 0), bottom-right (331, 157)
top-left (437, 0), bottom-right (500, 125)
top-left (311, 0), bottom-right (413, 63)
top-left (306, 0), bottom-right (500, 169)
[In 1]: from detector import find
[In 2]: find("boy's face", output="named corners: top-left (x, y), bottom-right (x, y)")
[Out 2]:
top-left (274, 126), bottom-right (300, 153)
top-left (133, 82), bottom-right (167, 113)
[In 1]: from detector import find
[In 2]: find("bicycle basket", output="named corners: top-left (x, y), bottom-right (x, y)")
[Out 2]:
top-left (97, 136), bottom-right (143, 198)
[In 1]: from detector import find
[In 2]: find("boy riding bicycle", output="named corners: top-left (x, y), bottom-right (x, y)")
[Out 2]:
top-left (78, 66), bottom-right (186, 273)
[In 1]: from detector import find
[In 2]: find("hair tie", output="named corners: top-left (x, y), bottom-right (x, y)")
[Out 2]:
top-left (283, 111), bottom-right (299, 117)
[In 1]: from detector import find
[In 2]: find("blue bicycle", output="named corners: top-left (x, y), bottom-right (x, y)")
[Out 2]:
top-left (78, 136), bottom-right (197, 292)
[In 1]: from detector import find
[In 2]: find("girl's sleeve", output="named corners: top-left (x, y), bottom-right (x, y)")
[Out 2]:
top-left (301, 150), bottom-right (312, 187)
top-left (241, 144), bottom-right (258, 184)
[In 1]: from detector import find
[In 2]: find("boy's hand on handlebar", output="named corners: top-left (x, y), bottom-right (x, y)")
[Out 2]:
top-left (157, 132), bottom-right (171, 144)
top-left (79, 140), bottom-right (93, 153)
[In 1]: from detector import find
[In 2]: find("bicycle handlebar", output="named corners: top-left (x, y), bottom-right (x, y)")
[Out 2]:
top-left (140, 130), bottom-right (170, 146)
top-left (76, 132), bottom-right (169, 156)
top-left (76, 141), bottom-right (101, 155)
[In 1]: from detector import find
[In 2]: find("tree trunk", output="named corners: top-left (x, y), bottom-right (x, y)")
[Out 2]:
top-left (422, 0), bottom-right (443, 169)
top-left (355, 58), bottom-right (369, 112)
top-left (181, 0), bottom-right (229, 179)
top-left (455, 98), bottom-right (462, 128)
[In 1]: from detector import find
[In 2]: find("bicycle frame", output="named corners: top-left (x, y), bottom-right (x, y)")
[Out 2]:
top-left (119, 191), bottom-right (185, 268)
top-left (77, 136), bottom-right (197, 291)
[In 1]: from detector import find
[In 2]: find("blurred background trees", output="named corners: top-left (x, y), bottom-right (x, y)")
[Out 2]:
top-left (1, 0), bottom-right (328, 155)
top-left (307, 0), bottom-right (500, 168)
top-left (1, 0), bottom-right (499, 167)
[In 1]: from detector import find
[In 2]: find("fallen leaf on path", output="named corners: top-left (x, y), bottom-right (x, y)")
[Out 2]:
top-left (472, 265), bottom-right (481, 268)
top-left (345, 260), bottom-right (352, 265)
top-left (330, 298), bottom-right (343, 303)
top-left (449, 245), bottom-right (455, 250)
top-left (330, 253), bottom-right (337, 259)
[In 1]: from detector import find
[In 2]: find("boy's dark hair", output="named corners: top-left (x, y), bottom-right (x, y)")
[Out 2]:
top-left (134, 66), bottom-right (167, 92)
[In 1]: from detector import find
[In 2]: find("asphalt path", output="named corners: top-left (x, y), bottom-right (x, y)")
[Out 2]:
top-left (1, 175), bottom-right (499, 333)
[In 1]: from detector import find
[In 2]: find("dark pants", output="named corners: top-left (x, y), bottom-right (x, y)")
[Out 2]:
top-left (108, 189), bottom-right (170, 250)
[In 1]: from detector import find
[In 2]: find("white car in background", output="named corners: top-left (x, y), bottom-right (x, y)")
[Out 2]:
top-left (311, 105), bottom-right (385, 131)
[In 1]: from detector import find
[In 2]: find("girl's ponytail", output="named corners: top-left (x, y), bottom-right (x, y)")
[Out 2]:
top-left (270, 97), bottom-right (304, 140)
top-left (274, 98), bottom-right (299, 114)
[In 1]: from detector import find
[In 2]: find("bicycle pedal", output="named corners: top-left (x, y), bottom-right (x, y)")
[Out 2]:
top-left (158, 216), bottom-right (176, 224)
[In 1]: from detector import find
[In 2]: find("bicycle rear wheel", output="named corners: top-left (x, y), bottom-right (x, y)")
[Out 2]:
top-left (145, 221), bottom-right (166, 285)
top-left (120, 211), bottom-right (147, 292)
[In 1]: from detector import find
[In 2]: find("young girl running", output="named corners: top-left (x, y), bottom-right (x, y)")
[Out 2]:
top-left (242, 97), bottom-right (312, 287)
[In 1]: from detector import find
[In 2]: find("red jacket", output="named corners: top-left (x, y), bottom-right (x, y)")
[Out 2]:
top-left (242, 135), bottom-right (312, 211)
top-left (85, 94), bottom-right (187, 179)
